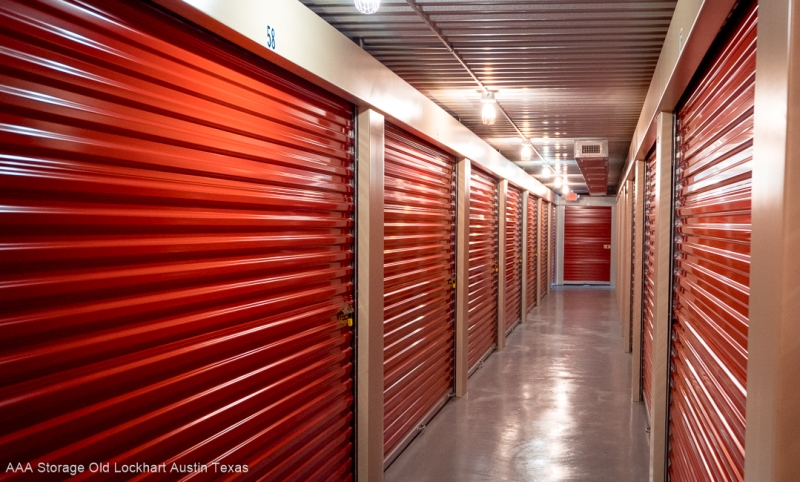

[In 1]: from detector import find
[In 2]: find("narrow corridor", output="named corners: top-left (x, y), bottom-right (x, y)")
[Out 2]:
top-left (385, 287), bottom-right (650, 482)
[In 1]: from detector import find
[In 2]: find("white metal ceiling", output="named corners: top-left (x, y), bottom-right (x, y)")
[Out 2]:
top-left (299, 0), bottom-right (677, 195)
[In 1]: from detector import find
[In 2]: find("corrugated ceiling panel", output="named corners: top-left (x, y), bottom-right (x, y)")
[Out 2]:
top-left (299, 0), bottom-right (678, 193)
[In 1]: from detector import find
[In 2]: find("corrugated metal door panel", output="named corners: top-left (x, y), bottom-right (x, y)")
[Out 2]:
top-left (467, 166), bottom-right (498, 372)
top-left (504, 185), bottom-right (523, 333)
top-left (0, 0), bottom-right (355, 479)
top-left (383, 123), bottom-right (455, 459)
top-left (669, 2), bottom-right (756, 481)
top-left (525, 196), bottom-right (538, 311)
top-left (642, 145), bottom-right (656, 418)
top-left (563, 207), bottom-right (612, 282)
top-left (540, 201), bottom-right (549, 299)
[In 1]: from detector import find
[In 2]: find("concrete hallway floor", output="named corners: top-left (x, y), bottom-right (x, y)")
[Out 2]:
top-left (384, 286), bottom-right (650, 482)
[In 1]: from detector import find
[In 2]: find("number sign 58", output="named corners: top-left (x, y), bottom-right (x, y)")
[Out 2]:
top-left (266, 25), bottom-right (276, 50)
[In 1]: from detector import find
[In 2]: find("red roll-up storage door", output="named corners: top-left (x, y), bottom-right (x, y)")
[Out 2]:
top-left (0, 0), bottom-right (356, 479)
top-left (467, 166), bottom-right (498, 373)
top-left (526, 196), bottom-right (538, 311)
top-left (642, 145), bottom-right (656, 418)
top-left (563, 206), bottom-right (612, 282)
top-left (383, 124), bottom-right (455, 462)
top-left (504, 185), bottom-right (523, 334)
top-left (540, 201), bottom-right (549, 299)
top-left (669, 3), bottom-right (755, 481)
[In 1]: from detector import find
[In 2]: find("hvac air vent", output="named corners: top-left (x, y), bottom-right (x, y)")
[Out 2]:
top-left (574, 140), bottom-right (608, 158)
top-left (574, 139), bottom-right (609, 197)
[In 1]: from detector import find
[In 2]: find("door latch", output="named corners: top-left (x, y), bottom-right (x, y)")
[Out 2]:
top-left (338, 305), bottom-right (354, 327)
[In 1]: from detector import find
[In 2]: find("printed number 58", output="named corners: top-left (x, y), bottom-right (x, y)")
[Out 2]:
top-left (266, 26), bottom-right (276, 50)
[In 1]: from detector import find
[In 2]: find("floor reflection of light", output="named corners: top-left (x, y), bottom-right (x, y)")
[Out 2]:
top-left (519, 375), bottom-right (574, 481)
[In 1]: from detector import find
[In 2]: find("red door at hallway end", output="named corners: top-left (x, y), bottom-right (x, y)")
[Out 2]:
top-left (563, 206), bottom-right (612, 283)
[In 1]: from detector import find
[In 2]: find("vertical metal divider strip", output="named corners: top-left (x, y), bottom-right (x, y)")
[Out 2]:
top-left (663, 111), bottom-right (679, 478)
top-left (520, 194), bottom-right (526, 320)
top-left (521, 191), bottom-right (529, 323)
top-left (649, 112), bottom-right (674, 482)
top-left (631, 160), bottom-right (645, 402)
top-left (629, 182), bottom-right (635, 351)
top-left (641, 159), bottom-right (649, 407)
top-left (454, 158), bottom-right (469, 397)
top-left (745, 2), bottom-right (800, 479)
top-left (623, 180), bottom-right (633, 353)
top-left (536, 198), bottom-right (542, 303)
top-left (353, 109), bottom-right (360, 480)
top-left (355, 108), bottom-right (384, 482)
top-left (546, 203), bottom-right (551, 296)
top-left (496, 180), bottom-right (507, 351)
top-left (494, 179), bottom-right (500, 350)
top-left (556, 204), bottom-right (565, 286)
top-left (452, 157), bottom-right (457, 397)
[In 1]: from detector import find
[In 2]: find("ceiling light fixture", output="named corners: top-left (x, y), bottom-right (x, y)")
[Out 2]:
top-left (520, 143), bottom-right (532, 161)
top-left (541, 165), bottom-right (552, 178)
top-left (553, 177), bottom-right (563, 189)
top-left (354, 0), bottom-right (380, 14)
top-left (480, 91), bottom-right (497, 125)
top-left (561, 184), bottom-right (570, 196)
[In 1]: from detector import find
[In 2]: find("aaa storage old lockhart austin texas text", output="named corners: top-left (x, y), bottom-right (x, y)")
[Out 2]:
top-left (5, 462), bottom-right (249, 475)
